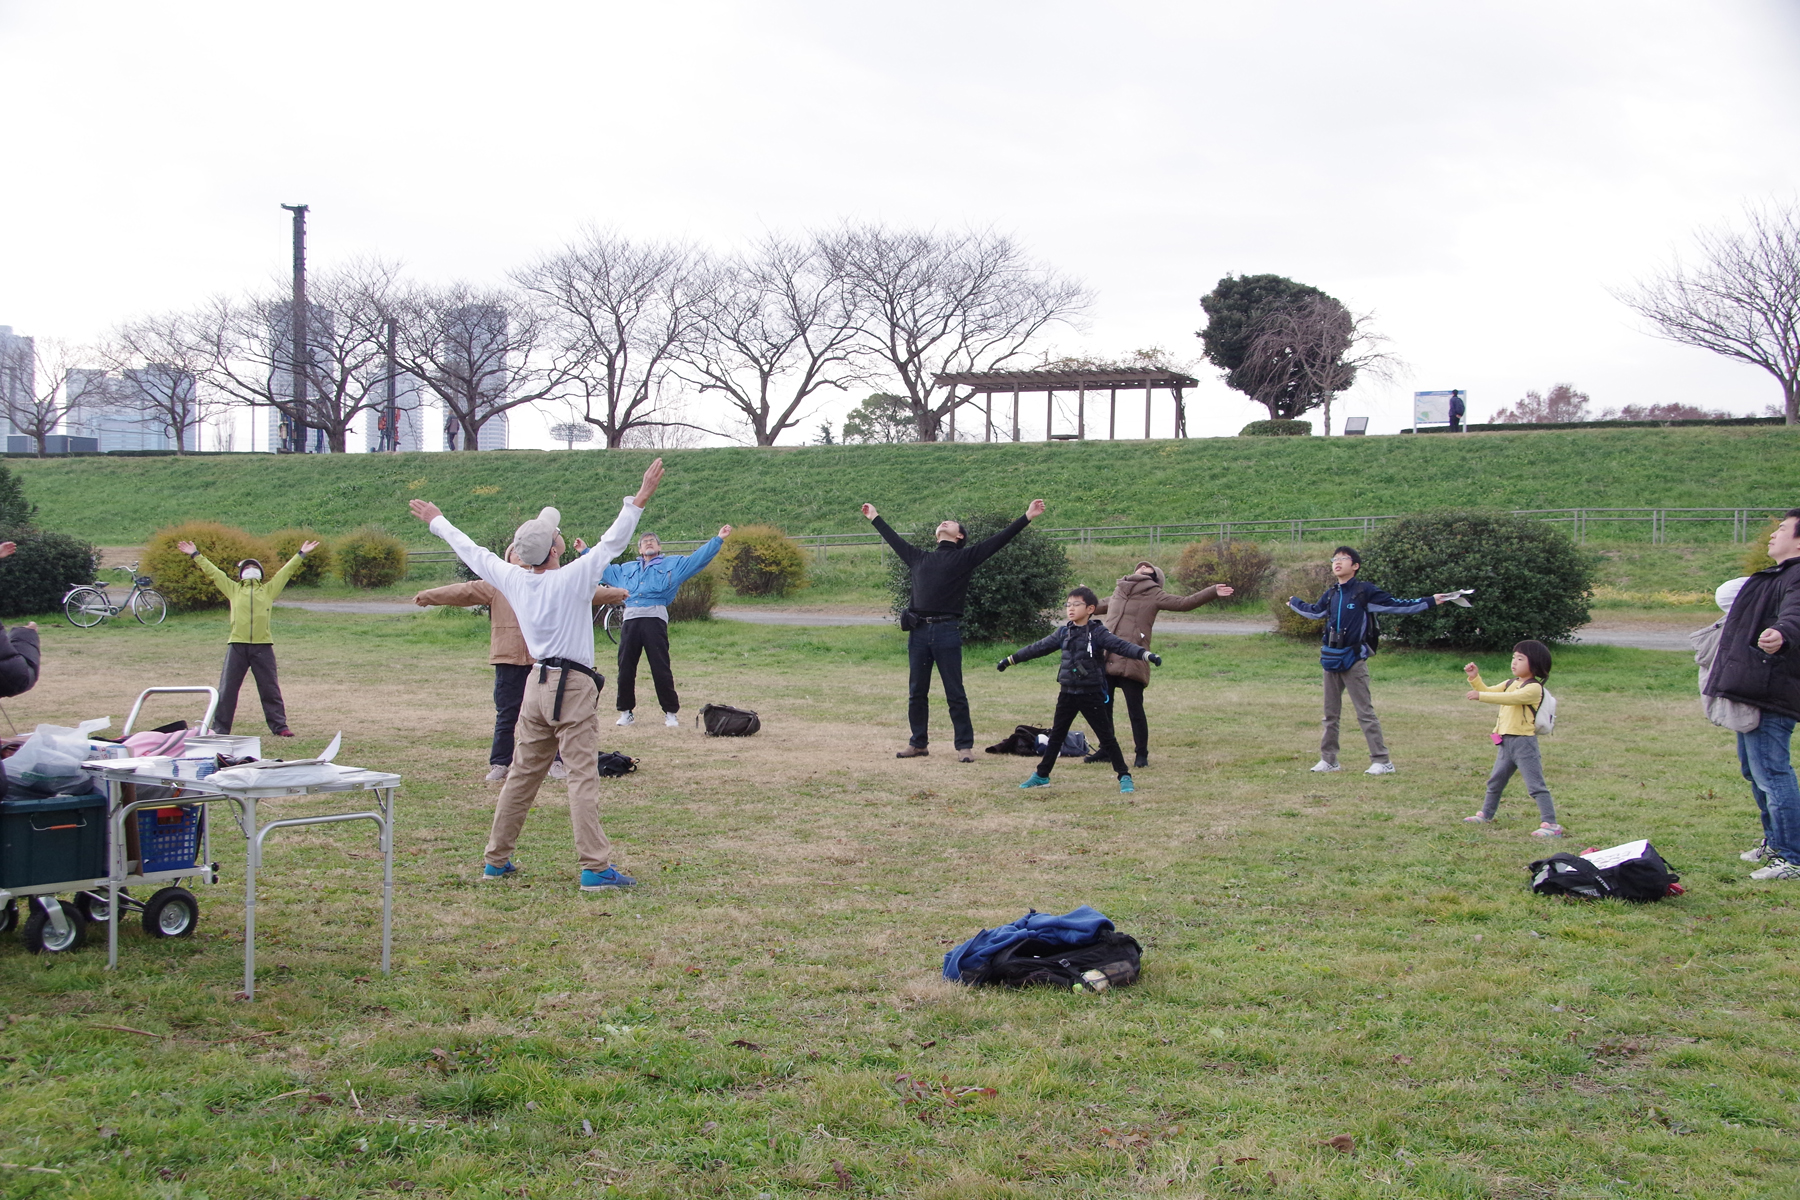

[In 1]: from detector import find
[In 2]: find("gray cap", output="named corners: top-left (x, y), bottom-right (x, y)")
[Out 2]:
top-left (511, 506), bottom-right (562, 567)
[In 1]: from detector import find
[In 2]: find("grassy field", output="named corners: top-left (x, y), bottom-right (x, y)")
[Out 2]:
top-left (8, 425), bottom-right (1797, 546)
top-left (2, 608), bottom-right (1797, 1198)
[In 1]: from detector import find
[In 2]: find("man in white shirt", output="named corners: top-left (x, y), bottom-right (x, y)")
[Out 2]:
top-left (409, 458), bottom-right (663, 890)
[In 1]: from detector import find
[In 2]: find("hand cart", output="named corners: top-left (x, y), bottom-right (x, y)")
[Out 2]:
top-left (0, 687), bottom-right (225, 952)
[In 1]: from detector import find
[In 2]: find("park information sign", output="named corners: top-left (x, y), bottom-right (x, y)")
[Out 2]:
top-left (1413, 390), bottom-right (1464, 426)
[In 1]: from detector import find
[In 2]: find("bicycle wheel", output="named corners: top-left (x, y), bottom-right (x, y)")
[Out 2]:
top-left (64, 587), bottom-right (109, 628)
top-left (132, 588), bottom-right (169, 625)
top-left (597, 603), bottom-right (622, 644)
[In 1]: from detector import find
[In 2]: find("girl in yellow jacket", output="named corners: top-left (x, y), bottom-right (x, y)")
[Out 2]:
top-left (178, 538), bottom-right (318, 738)
top-left (1461, 639), bottom-right (1563, 837)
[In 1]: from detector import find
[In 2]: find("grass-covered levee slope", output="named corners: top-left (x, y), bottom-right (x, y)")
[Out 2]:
top-left (9, 425), bottom-right (1798, 546)
top-left (2, 608), bottom-right (1799, 1196)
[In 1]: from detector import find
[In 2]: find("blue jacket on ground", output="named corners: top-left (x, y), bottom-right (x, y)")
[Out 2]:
top-left (943, 905), bottom-right (1114, 981)
top-left (1287, 578), bottom-right (1437, 664)
top-left (599, 537), bottom-right (723, 610)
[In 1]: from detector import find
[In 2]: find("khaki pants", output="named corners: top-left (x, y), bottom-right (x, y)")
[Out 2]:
top-left (484, 667), bottom-right (613, 871)
top-left (1320, 659), bottom-right (1390, 766)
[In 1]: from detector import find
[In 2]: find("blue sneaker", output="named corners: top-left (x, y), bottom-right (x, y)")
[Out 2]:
top-left (482, 860), bottom-right (519, 880)
top-left (1019, 774), bottom-right (1051, 789)
top-left (1119, 775), bottom-right (1135, 794)
top-left (580, 867), bottom-right (637, 891)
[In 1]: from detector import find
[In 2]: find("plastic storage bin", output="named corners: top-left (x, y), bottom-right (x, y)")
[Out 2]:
top-left (0, 792), bottom-right (107, 887)
top-left (136, 805), bottom-right (203, 873)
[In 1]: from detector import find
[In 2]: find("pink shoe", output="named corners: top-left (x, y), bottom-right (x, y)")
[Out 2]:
top-left (1531, 822), bottom-right (1567, 838)
top-left (1463, 813), bottom-right (1493, 823)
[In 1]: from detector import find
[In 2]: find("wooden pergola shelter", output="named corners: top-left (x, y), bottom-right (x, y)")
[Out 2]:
top-left (933, 368), bottom-right (1198, 442)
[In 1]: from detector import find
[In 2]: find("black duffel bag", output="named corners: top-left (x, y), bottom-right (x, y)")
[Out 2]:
top-left (963, 929), bottom-right (1143, 991)
top-left (700, 704), bottom-right (760, 737)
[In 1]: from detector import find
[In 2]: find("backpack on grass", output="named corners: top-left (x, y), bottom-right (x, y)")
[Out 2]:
top-left (699, 704), bottom-right (760, 737)
top-left (596, 751), bottom-right (638, 777)
top-left (1529, 839), bottom-right (1680, 902)
top-left (963, 929), bottom-right (1143, 991)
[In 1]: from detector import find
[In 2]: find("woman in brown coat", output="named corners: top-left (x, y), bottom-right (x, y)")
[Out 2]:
top-left (1091, 561), bottom-right (1233, 768)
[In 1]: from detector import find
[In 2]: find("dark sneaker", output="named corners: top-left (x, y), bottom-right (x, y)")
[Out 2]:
top-left (580, 867), bottom-right (637, 890)
top-left (1133, 752), bottom-right (1148, 769)
top-left (1019, 774), bottom-right (1051, 789)
top-left (896, 746), bottom-right (929, 758)
top-left (482, 860), bottom-right (520, 881)
top-left (1081, 751), bottom-right (1108, 764)
top-left (274, 728), bottom-right (296, 738)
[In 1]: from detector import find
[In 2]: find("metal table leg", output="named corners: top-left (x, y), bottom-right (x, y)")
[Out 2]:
top-left (243, 795), bottom-right (258, 1000)
top-left (380, 786), bottom-right (395, 975)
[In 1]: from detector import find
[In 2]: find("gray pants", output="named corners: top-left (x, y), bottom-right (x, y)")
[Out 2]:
top-left (1481, 734), bottom-right (1557, 822)
top-left (1320, 660), bottom-right (1389, 765)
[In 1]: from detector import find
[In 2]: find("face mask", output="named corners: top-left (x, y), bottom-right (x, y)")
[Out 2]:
top-left (241, 568), bottom-right (262, 581)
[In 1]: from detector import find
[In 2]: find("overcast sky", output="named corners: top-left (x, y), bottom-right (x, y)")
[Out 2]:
top-left (3, 0), bottom-right (1798, 447)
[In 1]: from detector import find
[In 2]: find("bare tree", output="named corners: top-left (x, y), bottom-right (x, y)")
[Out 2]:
top-left (515, 229), bottom-right (709, 449)
top-left (1, 338), bottom-right (107, 457)
top-left (1236, 297), bottom-right (1402, 432)
top-left (823, 225), bottom-right (1091, 442)
top-left (392, 282), bottom-right (571, 450)
top-left (103, 311), bottom-right (232, 453)
top-left (173, 260), bottom-right (405, 452)
top-left (675, 235), bottom-right (865, 445)
top-left (1617, 202), bottom-right (1800, 425)
top-left (1493, 384), bottom-right (1591, 424)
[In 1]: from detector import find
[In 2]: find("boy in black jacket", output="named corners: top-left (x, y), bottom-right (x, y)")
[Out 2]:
top-left (998, 586), bottom-right (1158, 793)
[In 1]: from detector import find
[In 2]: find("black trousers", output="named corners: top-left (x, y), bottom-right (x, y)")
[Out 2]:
top-left (908, 619), bottom-right (972, 750)
top-left (616, 617), bottom-right (679, 713)
top-left (1037, 689), bottom-right (1128, 778)
top-left (1112, 678), bottom-right (1149, 758)
top-left (492, 663), bottom-right (531, 765)
top-left (215, 642), bottom-right (287, 734)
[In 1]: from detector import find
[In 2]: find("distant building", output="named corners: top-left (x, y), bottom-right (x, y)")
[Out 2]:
top-left (364, 368), bottom-right (427, 452)
top-left (264, 304), bottom-right (338, 452)
top-left (0, 326), bottom-right (35, 438)
top-left (444, 305), bottom-right (509, 450)
top-left (62, 365), bottom-right (200, 452)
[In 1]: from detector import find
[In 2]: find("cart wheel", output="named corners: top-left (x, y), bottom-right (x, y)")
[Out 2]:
top-left (22, 899), bottom-right (88, 954)
top-left (0, 899), bottom-right (15, 934)
top-left (142, 887), bottom-right (199, 938)
top-left (75, 888), bottom-right (126, 924)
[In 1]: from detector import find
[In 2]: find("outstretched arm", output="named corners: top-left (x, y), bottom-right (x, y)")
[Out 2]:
top-left (1159, 585), bottom-right (1227, 612)
top-left (413, 501), bottom-right (510, 583)
top-left (867, 512), bottom-right (923, 566)
top-left (963, 506), bottom-right (1040, 569)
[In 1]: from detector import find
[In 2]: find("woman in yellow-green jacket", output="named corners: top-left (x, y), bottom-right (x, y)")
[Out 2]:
top-left (177, 538), bottom-right (319, 738)
top-left (1460, 639), bottom-right (1563, 838)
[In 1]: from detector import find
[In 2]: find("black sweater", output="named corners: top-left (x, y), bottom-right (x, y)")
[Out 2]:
top-left (872, 515), bottom-right (1031, 617)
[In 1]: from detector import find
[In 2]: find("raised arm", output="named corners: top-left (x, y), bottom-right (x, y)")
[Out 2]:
top-left (668, 531), bottom-right (726, 586)
top-left (868, 513), bottom-right (923, 567)
top-left (1159, 585), bottom-right (1225, 612)
top-left (187, 551), bottom-right (236, 596)
top-left (413, 581), bottom-right (493, 608)
top-left (412, 500), bottom-right (510, 583)
top-left (264, 541), bottom-right (316, 599)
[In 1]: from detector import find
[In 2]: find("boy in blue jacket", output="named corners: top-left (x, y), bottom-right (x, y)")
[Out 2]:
top-left (998, 586), bottom-right (1159, 793)
top-left (601, 526), bottom-right (730, 726)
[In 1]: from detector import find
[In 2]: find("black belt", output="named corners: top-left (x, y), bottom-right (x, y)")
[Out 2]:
top-left (912, 613), bottom-right (960, 624)
top-left (536, 657), bottom-right (605, 721)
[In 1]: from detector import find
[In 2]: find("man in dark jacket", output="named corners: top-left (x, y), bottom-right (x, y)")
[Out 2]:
top-left (1705, 508), bottom-right (1800, 880)
top-left (0, 542), bottom-right (40, 699)
top-left (864, 497), bottom-right (1046, 761)
top-left (1288, 546), bottom-right (1459, 775)
top-left (999, 586), bottom-right (1157, 792)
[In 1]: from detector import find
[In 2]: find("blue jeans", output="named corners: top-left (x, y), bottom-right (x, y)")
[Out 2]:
top-left (907, 620), bottom-right (972, 751)
top-left (1738, 713), bottom-right (1800, 862)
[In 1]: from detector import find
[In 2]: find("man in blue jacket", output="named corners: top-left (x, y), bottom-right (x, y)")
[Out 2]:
top-left (602, 526), bottom-right (730, 727)
top-left (1288, 546), bottom-right (1459, 775)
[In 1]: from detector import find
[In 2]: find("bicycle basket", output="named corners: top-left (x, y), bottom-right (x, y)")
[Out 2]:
top-left (135, 575), bottom-right (155, 588)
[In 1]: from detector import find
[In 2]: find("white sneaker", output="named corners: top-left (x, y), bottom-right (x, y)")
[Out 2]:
top-left (1741, 839), bottom-right (1772, 863)
top-left (1309, 760), bottom-right (1342, 773)
top-left (484, 765), bottom-right (509, 783)
top-left (548, 759), bottom-right (569, 780)
top-left (664, 712), bottom-right (680, 727)
top-left (616, 711), bottom-right (635, 727)
top-left (1365, 762), bottom-right (1396, 776)
top-left (1750, 857), bottom-right (1800, 881)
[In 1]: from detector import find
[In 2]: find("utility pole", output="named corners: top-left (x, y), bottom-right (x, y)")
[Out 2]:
top-left (280, 203), bottom-right (308, 454)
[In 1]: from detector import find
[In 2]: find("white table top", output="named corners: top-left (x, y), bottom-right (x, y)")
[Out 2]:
top-left (96, 763), bottom-right (402, 799)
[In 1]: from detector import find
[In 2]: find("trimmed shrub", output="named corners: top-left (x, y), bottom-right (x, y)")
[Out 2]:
top-left (1270, 561), bottom-right (1332, 638)
top-left (1174, 539), bottom-right (1275, 600)
top-left (722, 525), bottom-right (808, 597)
top-left (1239, 419), bottom-right (1312, 436)
top-left (884, 511), bottom-right (1069, 643)
top-left (0, 463), bottom-right (34, 528)
top-left (269, 528), bottom-right (335, 586)
top-left (337, 526), bottom-right (410, 589)
top-left (0, 526), bottom-right (98, 618)
top-left (668, 568), bottom-right (717, 622)
top-left (1361, 510), bottom-right (1597, 649)
top-left (145, 522), bottom-right (274, 610)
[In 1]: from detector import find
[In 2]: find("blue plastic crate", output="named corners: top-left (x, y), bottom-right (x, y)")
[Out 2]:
top-left (137, 804), bottom-right (202, 873)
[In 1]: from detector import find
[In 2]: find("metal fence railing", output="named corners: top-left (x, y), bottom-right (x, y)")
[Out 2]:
top-left (405, 507), bottom-right (1784, 562)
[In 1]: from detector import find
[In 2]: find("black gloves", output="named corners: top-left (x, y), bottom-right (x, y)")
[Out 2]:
top-left (996, 656), bottom-right (1012, 672)
top-left (1147, 652), bottom-right (1162, 667)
